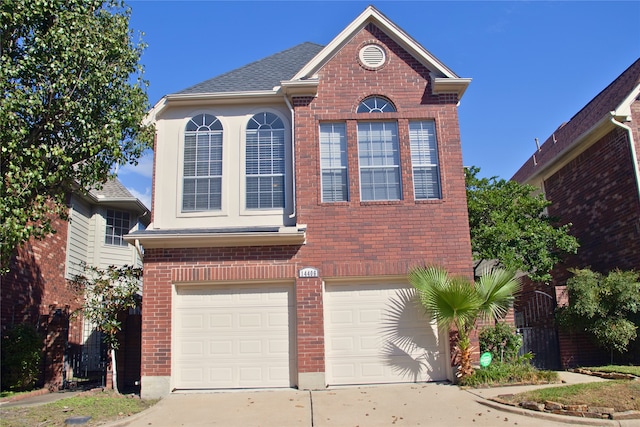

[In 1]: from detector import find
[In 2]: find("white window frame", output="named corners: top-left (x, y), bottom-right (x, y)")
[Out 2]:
top-left (244, 111), bottom-right (286, 210)
top-left (105, 209), bottom-right (130, 246)
top-left (357, 121), bottom-right (401, 201)
top-left (181, 114), bottom-right (224, 213)
top-left (409, 120), bottom-right (442, 200)
top-left (319, 122), bottom-right (348, 202)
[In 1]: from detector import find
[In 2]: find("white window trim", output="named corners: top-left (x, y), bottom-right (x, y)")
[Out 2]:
top-left (357, 121), bottom-right (402, 202)
top-left (319, 122), bottom-right (349, 203)
top-left (409, 120), bottom-right (442, 200)
top-left (176, 112), bottom-right (229, 218)
top-left (239, 109), bottom-right (292, 217)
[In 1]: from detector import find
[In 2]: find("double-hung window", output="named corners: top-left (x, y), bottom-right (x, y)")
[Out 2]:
top-left (409, 121), bottom-right (441, 199)
top-left (357, 96), bottom-right (401, 201)
top-left (105, 209), bottom-right (130, 246)
top-left (183, 114), bottom-right (223, 212)
top-left (358, 121), bottom-right (401, 201)
top-left (246, 112), bottom-right (285, 209)
top-left (319, 123), bottom-right (348, 202)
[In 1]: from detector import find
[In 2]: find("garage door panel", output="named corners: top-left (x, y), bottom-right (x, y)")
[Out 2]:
top-left (325, 282), bottom-right (447, 385)
top-left (174, 284), bottom-right (293, 389)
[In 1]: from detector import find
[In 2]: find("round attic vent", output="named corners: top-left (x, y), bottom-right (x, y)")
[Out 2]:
top-left (359, 44), bottom-right (386, 69)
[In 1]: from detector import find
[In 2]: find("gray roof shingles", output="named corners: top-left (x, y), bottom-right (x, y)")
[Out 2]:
top-left (90, 179), bottom-right (136, 200)
top-left (176, 42), bottom-right (324, 95)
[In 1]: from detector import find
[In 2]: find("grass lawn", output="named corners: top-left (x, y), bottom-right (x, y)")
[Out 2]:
top-left (0, 389), bottom-right (156, 427)
top-left (499, 380), bottom-right (640, 412)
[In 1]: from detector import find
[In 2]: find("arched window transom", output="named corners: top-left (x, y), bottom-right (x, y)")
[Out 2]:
top-left (357, 96), bottom-right (396, 113)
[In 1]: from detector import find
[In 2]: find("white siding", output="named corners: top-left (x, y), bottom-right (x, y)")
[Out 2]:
top-left (66, 196), bottom-right (91, 279)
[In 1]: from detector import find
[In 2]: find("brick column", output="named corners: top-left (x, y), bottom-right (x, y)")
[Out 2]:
top-left (295, 277), bottom-right (325, 389)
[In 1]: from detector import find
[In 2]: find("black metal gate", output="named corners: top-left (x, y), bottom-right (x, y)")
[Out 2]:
top-left (515, 290), bottom-right (560, 370)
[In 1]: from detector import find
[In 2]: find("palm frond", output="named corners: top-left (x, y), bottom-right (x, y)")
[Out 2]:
top-left (475, 268), bottom-right (521, 320)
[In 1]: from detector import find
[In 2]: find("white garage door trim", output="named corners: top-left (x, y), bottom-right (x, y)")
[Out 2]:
top-left (172, 282), bottom-right (295, 390)
top-left (324, 280), bottom-right (449, 386)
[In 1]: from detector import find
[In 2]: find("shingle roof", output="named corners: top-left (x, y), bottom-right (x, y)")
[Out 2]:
top-left (90, 179), bottom-right (136, 200)
top-left (176, 42), bottom-right (324, 95)
top-left (512, 58), bottom-right (640, 183)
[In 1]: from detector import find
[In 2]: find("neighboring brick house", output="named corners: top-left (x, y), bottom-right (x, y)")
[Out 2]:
top-left (2, 179), bottom-right (150, 390)
top-left (512, 58), bottom-right (640, 368)
top-left (129, 6), bottom-right (473, 399)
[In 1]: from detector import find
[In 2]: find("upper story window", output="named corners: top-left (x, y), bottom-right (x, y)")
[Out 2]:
top-left (105, 209), bottom-right (130, 246)
top-left (356, 96), bottom-right (396, 113)
top-left (358, 121), bottom-right (401, 201)
top-left (183, 114), bottom-right (223, 212)
top-left (356, 96), bottom-right (401, 201)
top-left (319, 123), bottom-right (348, 202)
top-left (246, 112), bottom-right (285, 209)
top-left (409, 121), bottom-right (441, 199)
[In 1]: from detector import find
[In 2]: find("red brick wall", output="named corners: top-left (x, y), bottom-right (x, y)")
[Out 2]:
top-left (1, 213), bottom-right (84, 389)
top-left (544, 127), bottom-right (640, 281)
top-left (142, 23), bottom-right (473, 381)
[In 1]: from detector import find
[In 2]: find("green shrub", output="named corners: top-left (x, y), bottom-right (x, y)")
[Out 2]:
top-left (1, 323), bottom-right (43, 391)
top-left (459, 361), bottom-right (558, 387)
top-left (479, 322), bottom-right (522, 363)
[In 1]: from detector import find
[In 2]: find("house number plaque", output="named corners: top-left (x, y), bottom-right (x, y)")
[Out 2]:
top-left (299, 267), bottom-right (319, 278)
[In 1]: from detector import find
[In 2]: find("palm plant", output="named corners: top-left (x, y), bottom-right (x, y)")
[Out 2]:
top-left (409, 266), bottom-right (520, 380)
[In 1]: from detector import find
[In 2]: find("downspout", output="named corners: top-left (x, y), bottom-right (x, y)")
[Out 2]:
top-left (609, 112), bottom-right (640, 201)
top-left (284, 95), bottom-right (296, 220)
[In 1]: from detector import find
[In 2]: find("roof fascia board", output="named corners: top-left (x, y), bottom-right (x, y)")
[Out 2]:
top-left (520, 114), bottom-right (615, 185)
top-left (432, 77), bottom-right (472, 98)
top-left (292, 6), bottom-right (459, 81)
top-left (280, 78), bottom-right (320, 97)
top-left (613, 83), bottom-right (640, 119)
top-left (124, 230), bottom-right (306, 249)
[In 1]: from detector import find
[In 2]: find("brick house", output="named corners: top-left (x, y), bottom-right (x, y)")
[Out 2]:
top-left (512, 58), bottom-right (640, 368)
top-left (2, 179), bottom-right (150, 390)
top-left (129, 6), bottom-right (473, 399)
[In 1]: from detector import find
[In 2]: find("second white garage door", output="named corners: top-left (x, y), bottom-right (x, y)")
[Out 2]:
top-left (173, 283), bottom-right (294, 390)
top-left (325, 282), bottom-right (448, 386)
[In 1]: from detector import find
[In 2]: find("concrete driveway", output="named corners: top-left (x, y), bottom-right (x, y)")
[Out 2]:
top-left (108, 378), bottom-right (625, 427)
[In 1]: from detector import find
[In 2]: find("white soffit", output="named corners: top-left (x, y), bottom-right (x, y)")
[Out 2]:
top-left (292, 5), bottom-right (461, 81)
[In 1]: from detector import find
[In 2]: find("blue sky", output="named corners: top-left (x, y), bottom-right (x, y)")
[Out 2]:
top-left (118, 1), bottom-right (640, 209)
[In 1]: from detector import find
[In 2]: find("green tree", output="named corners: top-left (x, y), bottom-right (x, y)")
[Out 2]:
top-left (409, 266), bottom-right (520, 380)
top-left (1, 0), bottom-right (152, 271)
top-left (465, 166), bottom-right (579, 282)
top-left (72, 264), bottom-right (142, 393)
top-left (557, 268), bottom-right (640, 362)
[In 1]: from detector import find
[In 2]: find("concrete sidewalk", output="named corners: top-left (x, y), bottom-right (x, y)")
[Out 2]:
top-left (107, 372), bottom-right (636, 427)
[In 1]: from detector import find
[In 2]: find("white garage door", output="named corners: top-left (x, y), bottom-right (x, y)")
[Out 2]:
top-left (173, 283), bottom-right (294, 389)
top-left (325, 282), bottom-right (447, 385)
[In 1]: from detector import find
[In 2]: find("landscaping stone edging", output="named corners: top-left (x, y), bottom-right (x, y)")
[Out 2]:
top-left (489, 395), bottom-right (640, 421)
top-left (569, 368), bottom-right (640, 381)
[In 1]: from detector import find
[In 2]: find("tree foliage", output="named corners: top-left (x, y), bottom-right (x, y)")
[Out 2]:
top-left (557, 268), bottom-right (640, 357)
top-left (72, 264), bottom-right (142, 350)
top-left (1, 323), bottom-right (42, 391)
top-left (1, 0), bottom-right (152, 271)
top-left (409, 266), bottom-right (521, 380)
top-left (465, 166), bottom-right (579, 282)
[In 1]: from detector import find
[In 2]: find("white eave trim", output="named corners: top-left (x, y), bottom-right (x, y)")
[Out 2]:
top-left (292, 5), bottom-right (459, 81)
top-left (146, 90), bottom-right (283, 122)
top-left (432, 78), bottom-right (472, 99)
top-left (613, 83), bottom-right (640, 118)
top-left (280, 79), bottom-right (320, 97)
top-left (123, 228), bottom-right (306, 249)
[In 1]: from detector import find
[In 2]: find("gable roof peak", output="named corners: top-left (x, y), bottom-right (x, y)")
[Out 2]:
top-left (289, 5), bottom-right (470, 98)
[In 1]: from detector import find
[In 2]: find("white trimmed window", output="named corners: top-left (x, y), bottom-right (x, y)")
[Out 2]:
top-left (182, 114), bottom-right (223, 212)
top-left (246, 112), bottom-right (285, 209)
top-left (319, 123), bottom-right (348, 202)
top-left (357, 96), bottom-right (396, 113)
top-left (105, 209), bottom-right (130, 246)
top-left (358, 121), bottom-right (401, 201)
top-left (409, 121), bottom-right (441, 199)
